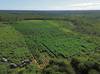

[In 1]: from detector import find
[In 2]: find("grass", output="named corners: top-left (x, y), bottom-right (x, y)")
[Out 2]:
top-left (11, 20), bottom-right (98, 58)
top-left (0, 23), bottom-right (32, 63)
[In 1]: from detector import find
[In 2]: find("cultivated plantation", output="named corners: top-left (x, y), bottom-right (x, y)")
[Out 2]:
top-left (0, 11), bottom-right (100, 74)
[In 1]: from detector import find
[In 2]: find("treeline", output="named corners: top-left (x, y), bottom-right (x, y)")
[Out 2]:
top-left (0, 11), bottom-right (100, 23)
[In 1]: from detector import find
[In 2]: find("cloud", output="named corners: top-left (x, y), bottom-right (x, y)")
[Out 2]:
top-left (70, 1), bottom-right (100, 7)
top-left (48, 1), bottom-right (100, 10)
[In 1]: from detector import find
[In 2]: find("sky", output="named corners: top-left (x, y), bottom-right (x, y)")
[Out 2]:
top-left (0, 0), bottom-right (100, 10)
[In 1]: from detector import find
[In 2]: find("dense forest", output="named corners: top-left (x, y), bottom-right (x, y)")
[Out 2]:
top-left (0, 10), bottom-right (100, 74)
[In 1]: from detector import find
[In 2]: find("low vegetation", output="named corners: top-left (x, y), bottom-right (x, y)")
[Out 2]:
top-left (0, 10), bottom-right (100, 74)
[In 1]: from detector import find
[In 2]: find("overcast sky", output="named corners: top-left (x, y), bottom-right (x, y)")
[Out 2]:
top-left (0, 0), bottom-right (100, 10)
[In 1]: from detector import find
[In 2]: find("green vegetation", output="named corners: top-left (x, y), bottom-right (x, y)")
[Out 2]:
top-left (0, 10), bottom-right (100, 74)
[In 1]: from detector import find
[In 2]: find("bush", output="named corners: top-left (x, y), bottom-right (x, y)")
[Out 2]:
top-left (42, 59), bottom-right (75, 74)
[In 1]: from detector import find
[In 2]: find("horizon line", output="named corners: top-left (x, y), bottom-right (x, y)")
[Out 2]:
top-left (0, 9), bottom-right (100, 11)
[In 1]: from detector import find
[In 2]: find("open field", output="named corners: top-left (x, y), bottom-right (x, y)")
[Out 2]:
top-left (0, 10), bottom-right (100, 74)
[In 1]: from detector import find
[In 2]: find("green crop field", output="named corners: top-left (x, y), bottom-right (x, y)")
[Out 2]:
top-left (0, 11), bottom-right (100, 74)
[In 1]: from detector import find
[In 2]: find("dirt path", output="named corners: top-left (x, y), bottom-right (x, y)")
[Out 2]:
top-left (31, 56), bottom-right (49, 69)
